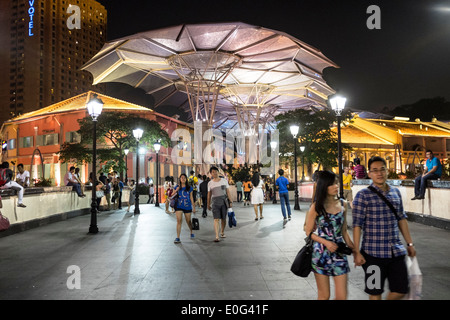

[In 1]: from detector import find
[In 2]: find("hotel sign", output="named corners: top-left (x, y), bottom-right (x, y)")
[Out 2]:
top-left (28, 0), bottom-right (35, 36)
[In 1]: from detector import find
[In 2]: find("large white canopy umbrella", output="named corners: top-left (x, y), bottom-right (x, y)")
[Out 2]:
top-left (81, 22), bottom-right (338, 129)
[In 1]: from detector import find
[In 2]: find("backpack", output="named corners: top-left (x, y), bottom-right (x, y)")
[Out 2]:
top-left (0, 168), bottom-right (9, 187)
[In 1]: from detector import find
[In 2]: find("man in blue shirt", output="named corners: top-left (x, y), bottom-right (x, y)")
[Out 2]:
top-left (353, 156), bottom-right (416, 300)
top-left (275, 169), bottom-right (291, 220)
top-left (412, 149), bottom-right (442, 200)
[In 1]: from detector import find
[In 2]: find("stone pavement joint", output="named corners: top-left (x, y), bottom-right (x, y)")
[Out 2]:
top-left (0, 201), bottom-right (449, 300)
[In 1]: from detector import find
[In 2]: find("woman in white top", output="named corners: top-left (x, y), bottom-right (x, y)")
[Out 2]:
top-left (251, 172), bottom-right (264, 220)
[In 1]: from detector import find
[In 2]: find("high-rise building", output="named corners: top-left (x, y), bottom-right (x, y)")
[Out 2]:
top-left (0, 0), bottom-right (107, 125)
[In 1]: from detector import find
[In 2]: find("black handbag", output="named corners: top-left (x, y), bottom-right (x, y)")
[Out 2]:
top-left (290, 233), bottom-right (314, 277)
top-left (192, 216), bottom-right (199, 230)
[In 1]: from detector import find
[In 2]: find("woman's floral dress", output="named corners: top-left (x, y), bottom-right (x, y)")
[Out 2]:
top-left (312, 204), bottom-right (350, 276)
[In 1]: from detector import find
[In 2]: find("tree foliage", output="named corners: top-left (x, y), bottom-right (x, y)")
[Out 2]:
top-left (59, 112), bottom-right (170, 174)
top-left (274, 108), bottom-right (352, 171)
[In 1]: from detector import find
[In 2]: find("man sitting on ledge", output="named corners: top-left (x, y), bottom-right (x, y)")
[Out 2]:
top-left (64, 166), bottom-right (85, 198)
top-left (0, 162), bottom-right (26, 207)
top-left (412, 150), bottom-right (442, 200)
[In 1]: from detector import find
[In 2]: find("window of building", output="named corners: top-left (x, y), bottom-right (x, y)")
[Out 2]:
top-left (65, 131), bottom-right (80, 143)
top-left (8, 139), bottom-right (16, 150)
top-left (36, 133), bottom-right (59, 146)
top-left (19, 136), bottom-right (34, 148)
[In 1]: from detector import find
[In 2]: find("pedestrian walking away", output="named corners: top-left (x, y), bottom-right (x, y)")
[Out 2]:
top-left (276, 169), bottom-right (291, 221)
top-left (235, 180), bottom-right (243, 202)
top-left (173, 173), bottom-right (195, 244)
top-left (243, 179), bottom-right (252, 206)
top-left (412, 149), bottom-right (442, 200)
top-left (304, 170), bottom-right (354, 300)
top-left (353, 156), bottom-right (416, 300)
top-left (250, 172), bottom-right (264, 220)
top-left (207, 166), bottom-right (233, 242)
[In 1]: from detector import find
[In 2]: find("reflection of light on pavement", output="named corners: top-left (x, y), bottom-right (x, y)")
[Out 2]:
top-left (433, 6), bottom-right (450, 12)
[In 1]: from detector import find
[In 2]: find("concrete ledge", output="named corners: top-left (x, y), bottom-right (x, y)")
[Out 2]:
top-left (406, 212), bottom-right (450, 230)
top-left (0, 186), bottom-right (131, 237)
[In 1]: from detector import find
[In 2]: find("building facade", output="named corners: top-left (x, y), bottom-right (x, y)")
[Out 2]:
top-left (0, 91), bottom-right (195, 188)
top-left (338, 115), bottom-right (450, 175)
top-left (0, 0), bottom-right (107, 125)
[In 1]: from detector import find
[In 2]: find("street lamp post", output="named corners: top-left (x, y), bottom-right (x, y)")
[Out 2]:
top-left (154, 140), bottom-right (161, 207)
top-left (270, 140), bottom-right (277, 204)
top-left (133, 128), bottom-right (143, 215)
top-left (124, 148), bottom-right (129, 184)
top-left (300, 145), bottom-right (305, 182)
top-left (330, 95), bottom-right (346, 199)
top-left (290, 125), bottom-right (300, 210)
top-left (87, 93), bottom-right (104, 234)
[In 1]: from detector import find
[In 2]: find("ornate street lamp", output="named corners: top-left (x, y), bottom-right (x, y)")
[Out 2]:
top-left (290, 124), bottom-right (300, 210)
top-left (329, 95), bottom-right (346, 199)
top-left (270, 140), bottom-right (277, 204)
top-left (154, 140), bottom-right (161, 207)
top-left (87, 93), bottom-right (104, 234)
top-left (300, 145), bottom-right (306, 182)
top-left (133, 128), bottom-right (143, 215)
top-left (124, 148), bottom-right (129, 183)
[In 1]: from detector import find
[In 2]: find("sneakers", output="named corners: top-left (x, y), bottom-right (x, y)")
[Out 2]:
top-left (174, 238), bottom-right (181, 244)
top-left (191, 233), bottom-right (195, 239)
top-left (17, 203), bottom-right (26, 208)
top-left (411, 196), bottom-right (424, 200)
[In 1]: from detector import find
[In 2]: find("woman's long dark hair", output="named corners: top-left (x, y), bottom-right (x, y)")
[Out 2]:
top-left (314, 170), bottom-right (338, 219)
top-left (251, 172), bottom-right (260, 187)
top-left (179, 173), bottom-right (191, 192)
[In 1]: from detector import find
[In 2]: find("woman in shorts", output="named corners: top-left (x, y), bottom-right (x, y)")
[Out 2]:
top-left (173, 173), bottom-right (195, 244)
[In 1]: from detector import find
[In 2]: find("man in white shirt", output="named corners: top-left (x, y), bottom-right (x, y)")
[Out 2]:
top-left (64, 166), bottom-right (85, 197)
top-left (1, 161), bottom-right (26, 207)
top-left (16, 163), bottom-right (30, 187)
top-left (207, 166), bottom-right (233, 242)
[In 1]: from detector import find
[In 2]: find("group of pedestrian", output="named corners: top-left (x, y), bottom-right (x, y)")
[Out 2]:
top-left (304, 156), bottom-right (417, 300)
top-left (169, 167), bottom-right (233, 244)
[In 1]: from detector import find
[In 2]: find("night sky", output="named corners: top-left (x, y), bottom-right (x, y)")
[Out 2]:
top-left (96, 0), bottom-right (450, 113)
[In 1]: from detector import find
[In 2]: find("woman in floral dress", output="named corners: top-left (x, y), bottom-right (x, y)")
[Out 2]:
top-left (304, 170), bottom-right (355, 300)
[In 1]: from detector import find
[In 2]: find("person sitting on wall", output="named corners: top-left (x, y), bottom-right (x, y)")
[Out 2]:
top-left (64, 166), bottom-right (85, 198)
top-left (16, 163), bottom-right (30, 187)
top-left (411, 150), bottom-right (442, 200)
top-left (0, 162), bottom-right (27, 207)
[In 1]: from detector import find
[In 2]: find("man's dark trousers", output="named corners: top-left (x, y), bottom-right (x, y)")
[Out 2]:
top-left (414, 173), bottom-right (439, 198)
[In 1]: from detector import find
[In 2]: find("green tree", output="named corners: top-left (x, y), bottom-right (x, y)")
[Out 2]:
top-left (274, 108), bottom-right (352, 171)
top-left (59, 112), bottom-right (170, 176)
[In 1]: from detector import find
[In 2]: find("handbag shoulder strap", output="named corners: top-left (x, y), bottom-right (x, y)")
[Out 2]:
top-left (367, 185), bottom-right (400, 221)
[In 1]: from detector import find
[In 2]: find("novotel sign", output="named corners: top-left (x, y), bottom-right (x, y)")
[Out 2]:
top-left (28, 0), bottom-right (35, 36)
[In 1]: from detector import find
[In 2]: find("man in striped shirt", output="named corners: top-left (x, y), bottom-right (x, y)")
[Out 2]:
top-left (353, 156), bottom-right (416, 300)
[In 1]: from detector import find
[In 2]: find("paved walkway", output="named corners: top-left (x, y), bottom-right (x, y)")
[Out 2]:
top-left (0, 200), bottom-right (449, 301)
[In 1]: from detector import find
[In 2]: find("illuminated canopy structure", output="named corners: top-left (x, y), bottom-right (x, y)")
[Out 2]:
top-left (82, 22), bottom-right (338, 130)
